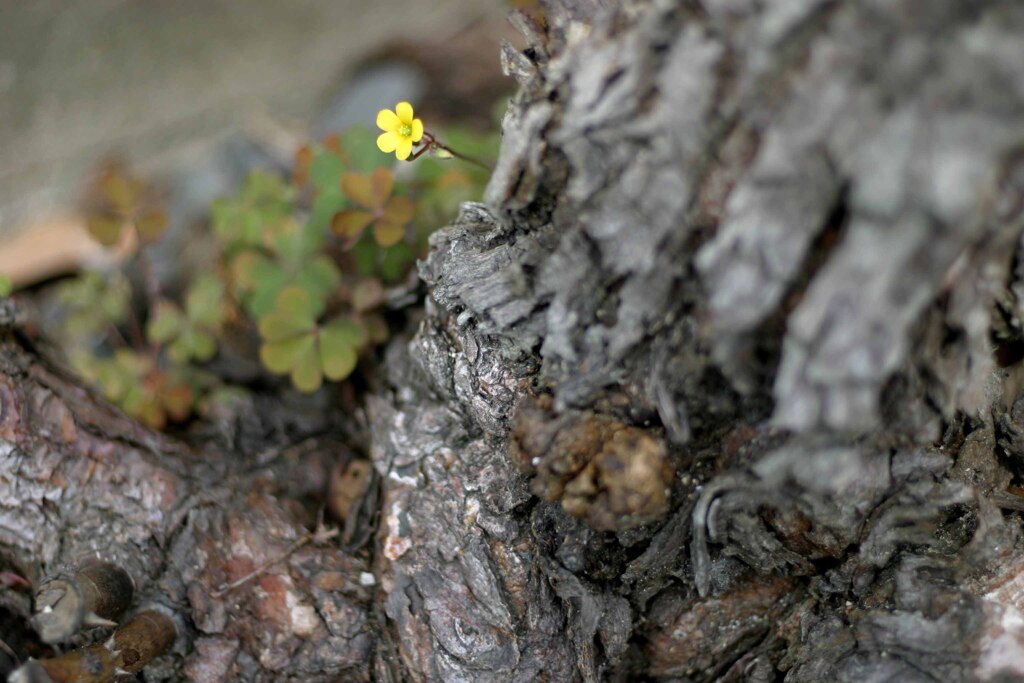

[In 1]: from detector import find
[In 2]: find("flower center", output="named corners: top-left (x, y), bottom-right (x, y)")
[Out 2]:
top-left (399, 123), bottom-right (413, 138)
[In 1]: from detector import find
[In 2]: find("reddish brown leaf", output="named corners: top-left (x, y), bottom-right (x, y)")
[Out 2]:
top-left (341, 173), bottom-right (377, 209)
top-left (86, 214), bottom-right (125, 247)
top-left (370, 167), bottom-right (395, 208)
top-left (135, 210), bottom-right (169, 243)
top-left (382, 196), bottom-right (414, 226)
top-left (332, 210), bottom-right (374, 239)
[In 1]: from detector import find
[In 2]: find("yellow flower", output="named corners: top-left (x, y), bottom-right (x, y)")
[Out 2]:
top-left (376, 102), bottom-right (424, 161)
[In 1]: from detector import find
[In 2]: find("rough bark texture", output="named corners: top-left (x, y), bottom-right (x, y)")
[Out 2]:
top-left (3, 0), bottom-right (1024, 681)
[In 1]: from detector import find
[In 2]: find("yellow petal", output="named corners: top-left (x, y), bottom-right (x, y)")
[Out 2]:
top-left (395, 102), bottom-right (414, 125)
top-left (411, 119), bottom-right (424, 143)
top-left (376, 109), bottom-right (400, 132)
top-left (376, 131), bottom-right (399, 153)
top-left (396, 137), bottom-right (413, 161)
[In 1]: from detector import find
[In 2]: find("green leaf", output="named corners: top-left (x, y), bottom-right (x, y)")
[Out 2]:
top-left (168, 337), bottom-right (191, 365)
top-left (321, 319), bottom-right (367, 350)
top-left (0, 274), bottom-right (11, 298)
top-left (230, 251), bottom-right (263, 291)
top-left (275, 285), bottom-right (321, 325)
top-left (294, 256), bottom-right (341, 305)
top-left (309, 185), bottom-right (346, 231)
top-left (260, 334), bottom-right (315, 374)
top-left (309, 149), bottom-right (345, 191)
top-left (319, 320), bottom-right (366, 381)
top-left (267, 217), bottom-right (324, 266)
top-left (212, 171), bottom-right (294, 249)
top-left (320, 341), bottom-right (357, 381)
top-left (351, 238), bottom-right (378, 277)
top-left (247, 263), bottom-right (288, 318)
top-left (147, 301), bottom-right (184, 344)
top-left (342, 125), bottom-right (391, 173)
top-left (258, 311), bottom-right (313, 343)
top-left (185, 274), bottom-right (225, 327)
top-left (189, 330), bottom-right (218, 362)
top-left (379, 242), bottom-right (416, 283)
top-left (59, 271), bottom-right (131, 340)
top-left (291, 341), bottom-right (323, 392)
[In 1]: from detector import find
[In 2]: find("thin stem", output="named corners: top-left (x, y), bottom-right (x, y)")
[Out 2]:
top-left (134, 239), bottom-right (162, 314)
top-left (410, 132), bottom-right (492, 172)
top-left (133, 240), bottom-right (164, 365)
top-left (125, 303), bottom-right (147, 351)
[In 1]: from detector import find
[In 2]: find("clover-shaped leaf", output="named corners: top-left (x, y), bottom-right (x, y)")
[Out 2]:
top-left (258, 286), bottom-right (367, 392)
top-left (307, 147), bottom-right (348, 231)
top-left (57, 271), bottom-right (131, 340)
top-left (332, 167), bottom-right (413, 247)
top-left (146, 275), bottom-right (226, 363)
top-left (76, 349), bottom-right (194, 429)
top-left (212, 171), bottom-right (295, 249)
top-left (85, 166), bottom-right (168, 246)
top-left (310, 148), bottom-right (346, 191)
top-left (230, 217), bottom-right (341, 318)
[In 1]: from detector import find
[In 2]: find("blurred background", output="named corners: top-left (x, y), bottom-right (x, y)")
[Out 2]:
top-left (0, 0), bottom-right (514, 287)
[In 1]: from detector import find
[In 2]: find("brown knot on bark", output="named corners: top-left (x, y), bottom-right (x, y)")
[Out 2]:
top-left (510, 394), bottom-right (674, 531)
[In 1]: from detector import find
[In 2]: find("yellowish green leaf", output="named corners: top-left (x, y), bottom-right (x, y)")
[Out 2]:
top-left (260, 334), bottom-right (316, 374)
top-left (275, 285), bottom-right (320, 326)
top-left (258, 311), bottom-right (312, 343)
top-left (185, 274), bottom-right (225, 327)
top-left (291, 342), bottom-right (323, 392)
top-left (147, 301), bottom-right (184, 344)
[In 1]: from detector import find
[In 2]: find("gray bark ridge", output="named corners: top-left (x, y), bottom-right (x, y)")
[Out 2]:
top-left (375, 0), bottom-right (1024, 681)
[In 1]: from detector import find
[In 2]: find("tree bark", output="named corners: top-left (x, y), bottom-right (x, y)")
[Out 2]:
top-left (4, 0), bottom-right (1024, 681)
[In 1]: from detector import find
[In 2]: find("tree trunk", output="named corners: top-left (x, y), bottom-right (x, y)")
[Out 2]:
top-left (4, 0), bottom-right (1024, 680)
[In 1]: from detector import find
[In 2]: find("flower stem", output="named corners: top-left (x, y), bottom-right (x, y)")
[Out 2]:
top-left (412, 132), bottom-right (492, 172)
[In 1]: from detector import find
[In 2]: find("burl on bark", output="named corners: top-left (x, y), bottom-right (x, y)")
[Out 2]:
top-left (510, 394), bottom-right (674, 531)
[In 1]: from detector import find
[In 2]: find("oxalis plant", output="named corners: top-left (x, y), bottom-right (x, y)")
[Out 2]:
top-left (3, 103), bottom-right (496, 429)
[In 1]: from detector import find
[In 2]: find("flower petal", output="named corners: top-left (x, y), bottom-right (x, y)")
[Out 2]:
top-left (376, 109), bottom-right (400, 132)
top-left (395, 102), bottom-right (414, 125)
top-left (376, 131), bottom-right (399, 153)
top-left (396, 137), bottom-right (413, 161)
top-left (341, 172), bottom-right (376, 208)
top-left (371, 167), bottom-right (394, 207)
top-left (331, 210), bottom-right (374, 239)
top-left (411, 119), bottom-right (424, 143)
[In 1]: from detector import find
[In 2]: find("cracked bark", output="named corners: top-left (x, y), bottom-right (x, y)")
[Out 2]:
top-left (3, 0), bottom-right (1024, 680)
